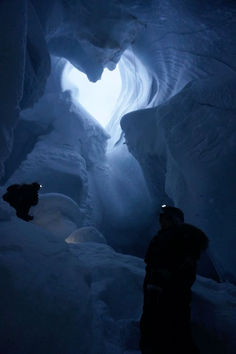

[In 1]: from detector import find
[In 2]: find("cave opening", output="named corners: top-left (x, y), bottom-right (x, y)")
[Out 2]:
top-left (61, 50), bottom-right (158, 149)
top-left (61, 61), bottom-right (122, 128)
top-left (0, 2), bottom-right (236, 352)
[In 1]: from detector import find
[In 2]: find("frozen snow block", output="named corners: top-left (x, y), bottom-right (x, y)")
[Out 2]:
top-left (66, 226), bottom-right (107, 244)
top-left (31, 193), bottom-right (82, 238)
top-left (0, 218), bottom-right (92, 354)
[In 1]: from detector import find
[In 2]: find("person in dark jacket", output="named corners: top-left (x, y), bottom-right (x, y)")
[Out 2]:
top-left (2, 182), bottom-right (41, 221)
top-left (140, 205), bottom-right (208, 354)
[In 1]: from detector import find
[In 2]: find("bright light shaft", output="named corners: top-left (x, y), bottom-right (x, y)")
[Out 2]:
top-left (62, 62), bottom-right (122, 127)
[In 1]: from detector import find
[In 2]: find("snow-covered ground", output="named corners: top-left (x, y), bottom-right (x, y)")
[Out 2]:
top-left (0, 218), bottom-right (235, 353)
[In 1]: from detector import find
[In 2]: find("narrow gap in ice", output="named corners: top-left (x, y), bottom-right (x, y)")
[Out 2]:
top-left (61, 49), bottom-right (159, 147)
top-left (61, 62), bottom-right (122, 128)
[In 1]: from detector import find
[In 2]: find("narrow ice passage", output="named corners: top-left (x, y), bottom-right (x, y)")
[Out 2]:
top-left (0, 54), bottom-right (235, 354)
top-left (0, 1), bottom-right (236, 353)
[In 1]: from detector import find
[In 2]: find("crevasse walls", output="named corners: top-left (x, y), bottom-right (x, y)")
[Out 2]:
top-left (0, 0), bottom-right (236, 279)
top-left (121, 0), bottom-right (236, 280)
top-left (0, 0), bottom-right (143, 181)
top-left (106, 49), bottom-right (158, 150)
top-left (0, 1), bottom-right (236, 353)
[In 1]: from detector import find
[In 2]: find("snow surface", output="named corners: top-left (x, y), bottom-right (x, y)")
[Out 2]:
top-left (0, 219), bottom-right (235, 353)
top-left (0, 218), bottom-right (144, 354)
top-left (192, 276), bottom-right (236, 354)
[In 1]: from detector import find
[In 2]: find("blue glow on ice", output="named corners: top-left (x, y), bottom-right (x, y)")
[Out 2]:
top-left (62, 62), bottom-right (122, 127)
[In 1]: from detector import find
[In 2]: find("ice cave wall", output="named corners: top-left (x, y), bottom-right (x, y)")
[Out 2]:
top-left (120, 0), bottom-right (236, 280)
top-left (0, 0), bottom-right (236, 280)
top-left (0, 0), bottom-right (143, 180)
top-left (0, 1), bottom-right (236, 353)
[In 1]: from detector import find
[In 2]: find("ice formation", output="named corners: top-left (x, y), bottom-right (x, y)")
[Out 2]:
top-left (0, 0), bottom-right (236, 353)
top-left (65, 226), bottom-right (107, 244)
top-left (0, 218), bottom-right (235, 354)
top-left (121, 73), bottom-right (236, 281)
top-left (31, 193), bottom-right (82, 239)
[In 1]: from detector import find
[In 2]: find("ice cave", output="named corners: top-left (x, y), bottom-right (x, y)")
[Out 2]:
top-left (0, 1), bottom-right (236, 353)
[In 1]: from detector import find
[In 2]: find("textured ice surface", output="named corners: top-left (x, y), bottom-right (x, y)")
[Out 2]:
top-left (0, 1), bottom-right (236, 352)
top-left (0, 219), bottom-right (144, 354)
top-left (0, 220), bottom-right (235, 354)
top-left (121, 73), bottom-right (236, 281)
top-left (132, 0), bottom-right (236, 105)
top-left (2, 64), bottom-right (155, 256)
top-left (106, 50), bottom-right (158, 150)
top-left (192, 276), bottom-right (236, 354)
top-left (0, 1), bottom-right (50, 179)
top-left (2, 89), bottom-right (108, 228)
top-left (31, 193), bottom-right (82, 239)
top-left (0, 1), bottom-right (26, 178)
top-left (0, 0), bottom-right (142, 179)
top-left (0, 219), bottom-right (92, 354)
top-left (45, 0), bottom-right (144, 81)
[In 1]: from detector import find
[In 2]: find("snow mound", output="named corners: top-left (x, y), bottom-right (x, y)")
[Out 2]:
top-left (69, 242), bottom-right (144, 353)
top-left (0, 217), bottom-right (235, 354)
top-left (0, 218), bottom-right (92, 354)
top-left (66, 226), bottom-right (107, 244)
top-left (0, 219), bottom-right (144, 354)
top-left (31, 193), bottom-right (82, 239)
top-left (192, 276), bottom-right (236, 354)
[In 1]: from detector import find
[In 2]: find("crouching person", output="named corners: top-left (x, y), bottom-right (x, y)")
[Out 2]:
top-left (2, 182), bottom-right (41, 221)
top-left (140, 205), bottom-right (208, 354)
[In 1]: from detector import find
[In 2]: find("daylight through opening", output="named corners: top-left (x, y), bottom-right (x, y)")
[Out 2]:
top-left (62, 62), bottom-right (122, 128)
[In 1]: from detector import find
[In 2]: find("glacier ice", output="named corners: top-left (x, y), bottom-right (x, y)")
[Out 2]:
top-left (0, 0), bottom-right (141, 180)
top-left (0, 0), bottom-right (236, 353)
top-left (0, 218), bottom-right (235, 353)
top-left (0, 218), bottom-right (144, 354)
top-left (192, 276), bottom-right (236, 354)
top-left (1, 60), bottom-right (156, 256)
top-left (121, 73), bottom-right (236, 282)
top-left (0, 0), bottom-right (50, 179)
top-left (31, 193), bottom-right (82, 239)
top-left (106, 49), bottom-right (158, 150)
top-left (0, 218), bottom-right (94, 354)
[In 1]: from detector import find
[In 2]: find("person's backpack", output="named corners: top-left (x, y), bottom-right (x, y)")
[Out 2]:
top-left (2, 184), bottom-right (22, 208)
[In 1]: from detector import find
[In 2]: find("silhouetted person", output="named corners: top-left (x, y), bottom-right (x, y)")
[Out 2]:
top-left (140, 205), bottom-right (208, 354)
top-left (2, 182), bottom-right (41, 221)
